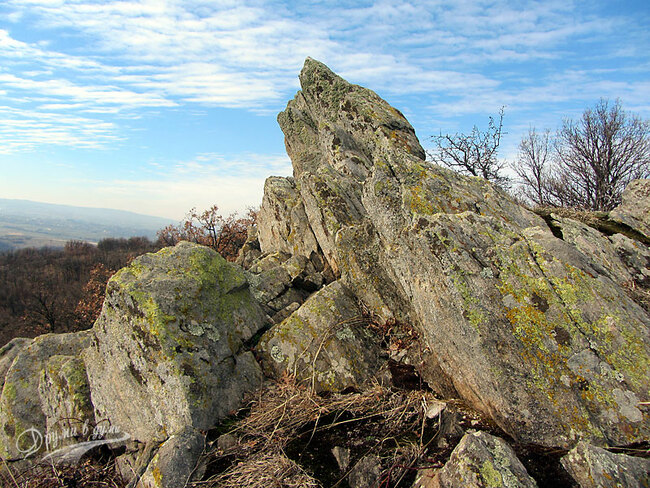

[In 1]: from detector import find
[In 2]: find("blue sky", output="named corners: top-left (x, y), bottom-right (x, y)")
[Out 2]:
top-left (0, 0), bottom-right (648, 220)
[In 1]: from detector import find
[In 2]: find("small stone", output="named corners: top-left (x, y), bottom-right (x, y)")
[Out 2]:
top-left (426, 401), bottom-right (446, 420)
top-left (348, 454), bottom-right (382, 488)
top-left (432, 431), bottom-right (537, 488)
top-left (216, 433), bottom-right (237, 452)
top-left (137, 428), bottom-right (205, 488)
top-left (561, 441), bottom-right (650, 488)
top-left (332, 446), bottom-right (350, 472)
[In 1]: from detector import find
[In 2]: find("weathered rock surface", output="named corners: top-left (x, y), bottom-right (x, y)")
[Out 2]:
top-left (348, 454), bottom-right (382, 488)
top-left (0, 337), bottom-right (32, 391)
top-left (0, 331), bottom-right (91, 459)
top-left (258, 176), bottom-right (320, 259)
top-left (257, 280), bottom-right (385, 392)
top-left (551, 215), bottom-right (650, 287)
top-left (246, 250), bottom-right (325, 325)
top-left (84, 242), bottom-right (265, 443)
top-left (235, 225), bottom-right (262, 269)
top-left (137, 428), bottom-right (205, 488)
top-left (561, 441), bottom-right (650, 488)
top-left (426, 431), bottom-right (538, 488)
top-left (610, 179), bottom-right (650, 241)
top-left (270, 58), bottom-right (650, 447)
top-left (38, 355), bottom-right (95, 448)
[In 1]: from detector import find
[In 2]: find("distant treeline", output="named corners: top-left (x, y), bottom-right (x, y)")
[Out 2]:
top-left (0, 206), bottom-right (257, 347)
top-left (0, 237), bottom-right (161, 346)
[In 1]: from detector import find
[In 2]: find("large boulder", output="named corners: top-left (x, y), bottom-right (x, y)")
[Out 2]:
top-left (271, 58), bottom-right (650, 447)
top-left (84, 242), bottom-right (266, 443)
top-left (0, 331), bottom-right (91, 459)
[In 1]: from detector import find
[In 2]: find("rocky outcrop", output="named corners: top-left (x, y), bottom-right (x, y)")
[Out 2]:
top-left (269, 58), bottom-right (650, 448)
top-left (561, 441), bottom-right (650, 488)
top-left (84, 242), bottom-right (266, 443)
top-left (2, 59), bottom-right (649, 488)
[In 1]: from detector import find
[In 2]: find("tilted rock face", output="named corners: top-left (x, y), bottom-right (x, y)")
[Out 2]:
top-left (550, 215), bottom-right (650, 287)
top-left (271, 58), bottom-right (650, 448)
top-left (84, 242), bottom-right (266, 443)
top-left (0, 331), bottom-right (92, 459)
top-left (136, 427), bottom-right (205, 488)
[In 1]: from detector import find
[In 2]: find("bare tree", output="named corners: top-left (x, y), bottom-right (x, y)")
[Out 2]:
top-left (553, 99), bottom-right (650, 211)
top-left (429, 107), bottom-right (509, 187)
top-left (157, 205), bottom-right (257, 261)
top-left (512, 127), bottom-right (554, 206)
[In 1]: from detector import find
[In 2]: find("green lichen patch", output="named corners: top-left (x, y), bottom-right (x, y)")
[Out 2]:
top-left (257, 281), bottom-right (384, 392)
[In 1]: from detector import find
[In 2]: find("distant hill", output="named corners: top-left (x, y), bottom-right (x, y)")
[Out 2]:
top-left (0, 198), bottom-right (174, 250)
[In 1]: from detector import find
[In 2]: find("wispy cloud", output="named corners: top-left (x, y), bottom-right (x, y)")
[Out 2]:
top-left (0, 0), bottom-right (648, 154)
top-left (0, 105), bottom-right (121, 153)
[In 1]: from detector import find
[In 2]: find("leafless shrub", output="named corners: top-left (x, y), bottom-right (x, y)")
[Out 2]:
top-left (429, 107), bottom-right (510, 188)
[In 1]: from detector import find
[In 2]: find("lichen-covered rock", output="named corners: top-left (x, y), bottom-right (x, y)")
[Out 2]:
top-left (271, 58), bottom-right (650, 447)
top-left (561, 441), bottom-right (650, 488)
top-left (235, 225), bottom-right (262, 270)
top-left (0, 331), bottom-right (91, 459)
top-left (247, 265), bottom-right (293, 306)
top-left (84, 242), bottom-right (265, 443)
top-left (137, 428), bottom-right (204, 488)
top-left (552, 215), bottom-right (650, 286)
top-left (427, 431), bottom-right (537, 488)
top-left (0, 337), bottom-right (32, 391)
top-left (348, 454), bottom-right (382, 488)
top-left (258, 176), bottom-right (320, 258)
top-left (610, 179), bottom-right (650, 241)
top-left (248, 250), bottom-right (291, 274)
top-left (38, 355), bottom-right (94, 449)
top-left (246, 251), bottom-right (323, 320)
top-left (257, 280), bottom-right (385, 392)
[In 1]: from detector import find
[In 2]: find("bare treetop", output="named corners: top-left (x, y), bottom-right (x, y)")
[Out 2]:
top-left (428, 107), bottom-right (510, 188)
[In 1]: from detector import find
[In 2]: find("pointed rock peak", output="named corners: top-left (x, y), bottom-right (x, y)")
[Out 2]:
top-left (299, 57), bottom-right (343, 89)
top-left (280, 58), bottom-right (426, 169)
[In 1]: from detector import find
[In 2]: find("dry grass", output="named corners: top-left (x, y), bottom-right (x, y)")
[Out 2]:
top-left (201, 450), bottom-right (320, 488)
top-left (192, 374), bottom-right (442, 488)
top-left (1, 456), bottom-right (125, 488)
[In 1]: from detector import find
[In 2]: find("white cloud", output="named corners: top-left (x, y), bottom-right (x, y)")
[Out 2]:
top-left (0, 105), bottom-right (121, 153)
top-left (0, 0), bottom-right (647, 154)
